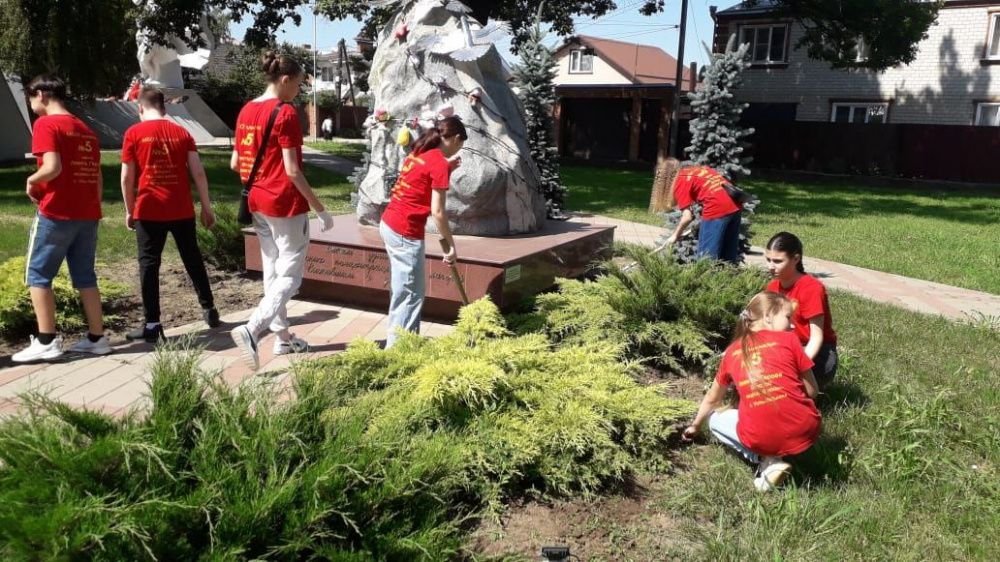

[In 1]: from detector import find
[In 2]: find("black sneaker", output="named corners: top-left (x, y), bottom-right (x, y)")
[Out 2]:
top-left (203, 308), bottom-right (221, 328)
top-left (126, 325), bottom-right (165, 344)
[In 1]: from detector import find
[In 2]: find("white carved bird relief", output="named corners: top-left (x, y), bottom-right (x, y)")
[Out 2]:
top-left (377, 0), bottom-right (510, 63)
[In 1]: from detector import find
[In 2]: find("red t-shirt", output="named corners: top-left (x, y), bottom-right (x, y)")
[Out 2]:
top-left (234, 99), bottom-right (308, 217)
top-left (381, 148), bottom-right (451, 239)
top-left (31, 114), bottom-right (102, 221)
top-left (673, 166), bottom-right (741, 220)
top-left (121, 119), bottom-right (198, 221)
top-left (716, 330), bottom-right (821, 457)
top-left (767, 275), bottom-right (838, 346)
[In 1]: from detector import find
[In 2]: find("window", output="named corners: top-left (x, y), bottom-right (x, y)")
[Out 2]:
top-left (975, 103), bottom-right (1000, 126)
top-left (831, 103), bottom-right (888, 124)
top-left (740, 24), bottom-right (788, 64)
top-left (988, 13), bottom-right (1000, 59)
top-left (569, 49), bottom-right (594, 74)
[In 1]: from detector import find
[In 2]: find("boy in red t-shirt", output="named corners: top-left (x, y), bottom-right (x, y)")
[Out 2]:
top-left (13, 75), bottom-right (111, 363)
top-left (683, 291), bottom-right (821, 491)
top-left (120, 87), bottom-right (220, 343)
top-left (663, 165), bottom-right (743, 263)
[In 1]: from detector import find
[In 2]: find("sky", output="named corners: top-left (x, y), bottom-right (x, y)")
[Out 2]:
top-left (230, 1), bottom-right (744, 67)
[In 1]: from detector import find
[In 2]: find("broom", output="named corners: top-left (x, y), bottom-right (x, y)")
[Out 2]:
top-left (438, 238), bottom-right (470, 305)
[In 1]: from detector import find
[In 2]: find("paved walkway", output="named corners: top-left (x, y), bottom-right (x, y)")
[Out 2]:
top-left (0, 302), bottom-right (453, 418)
top-left (567, 212), bottom-right (1000, 323)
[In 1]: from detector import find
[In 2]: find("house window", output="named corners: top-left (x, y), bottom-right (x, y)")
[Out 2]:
top-left (740, 24), bottom-right (788, 64)
top-left (569, 49), bottom-right (594, 74)
top-left (975, 103), bottom-right (1000, 126)
top-left (831, 103), bottom-right (889, 124)
top-left (988, 13), bottom-right (1000, 59)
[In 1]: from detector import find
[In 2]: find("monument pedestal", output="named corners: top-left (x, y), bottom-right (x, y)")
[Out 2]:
top-left (244, 215), bottom-right (615, 320)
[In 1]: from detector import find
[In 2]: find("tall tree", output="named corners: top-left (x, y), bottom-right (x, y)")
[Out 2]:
top-left (743, 0), bottom-right (941, 71)
top-left (514, 6), bottom-right (567, 219)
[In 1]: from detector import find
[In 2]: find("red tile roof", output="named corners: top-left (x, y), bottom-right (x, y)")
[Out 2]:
top-left (556, 34), bottom-right (696, 88)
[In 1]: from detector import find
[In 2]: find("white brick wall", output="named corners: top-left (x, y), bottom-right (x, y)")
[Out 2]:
top-left (723, 6), bottom-right (1000, 125)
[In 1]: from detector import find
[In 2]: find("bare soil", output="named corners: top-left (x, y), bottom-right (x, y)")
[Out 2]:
top-left (0, 261), bottom-right (262, 357)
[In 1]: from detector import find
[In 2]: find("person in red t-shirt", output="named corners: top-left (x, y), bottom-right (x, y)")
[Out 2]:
top-left (13, 75), bottom-right (111, 363)
top-left (379, 116), bottom-right (467, 348)
top-left (683, 291), bottom-right (821, 492)
top-left (663, 165), bottom-right (743, 263)
top-left (228, 51), bottom-right (334, 371)
top-left (120, 87), bottom-right (220, 343)
top-left (764, 232), bottom-right (839, 388)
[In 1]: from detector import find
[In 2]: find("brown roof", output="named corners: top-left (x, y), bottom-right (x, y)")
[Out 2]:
top-left (556, 35), bottom-right (696, 89)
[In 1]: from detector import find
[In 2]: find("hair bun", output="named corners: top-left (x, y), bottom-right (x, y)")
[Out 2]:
top-left (261, 50), bottom-right (279, 74)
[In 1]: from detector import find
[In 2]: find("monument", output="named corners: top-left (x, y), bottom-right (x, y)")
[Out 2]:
top-left (0, 75), bottom-right (32, 162)
top-left (245, 0), bottom-right (614, 318)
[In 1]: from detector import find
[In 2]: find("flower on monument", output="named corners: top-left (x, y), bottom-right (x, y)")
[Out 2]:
top-left (374, 108), bottom-right (390, 122)
top-left (467, 87), bottom-right (483, 106)
top-left (394, 23), bottom-right (409, 41)
top-left (436, 102), bottom-right (455, 118)
top-left (397, 127), bottom-right (412, 147)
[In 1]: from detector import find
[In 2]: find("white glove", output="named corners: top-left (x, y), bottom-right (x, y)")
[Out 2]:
top-left (317, 211), bottom-right (334, 232)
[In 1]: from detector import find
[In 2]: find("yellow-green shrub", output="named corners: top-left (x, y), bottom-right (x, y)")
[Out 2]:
top-left (0, 257), bottom-right (129, 339)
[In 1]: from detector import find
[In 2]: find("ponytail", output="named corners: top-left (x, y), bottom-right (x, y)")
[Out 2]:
top-left (733, 291), bottom-right (794, 387)
top-left (411, 115), bottom-right (469, 155)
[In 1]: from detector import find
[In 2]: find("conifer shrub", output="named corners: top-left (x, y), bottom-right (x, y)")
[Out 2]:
top-left (0, 302), bottom-right (693, 560)
top-left (512, 246), bottom-right (767, 372)
top-left (0, 256), bottom-right (129, 340)
top-left (196, 204), bottom-right (247, 272)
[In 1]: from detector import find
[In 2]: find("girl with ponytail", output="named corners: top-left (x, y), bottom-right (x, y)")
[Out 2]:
top-left (764, 232), bottom-right (839, 388)
top-left (683, 291), bottom-right (821, 492)
top-left (379, 116), bottom-right (468, 347)
top-left (228, 50), bottom-right (334, 371)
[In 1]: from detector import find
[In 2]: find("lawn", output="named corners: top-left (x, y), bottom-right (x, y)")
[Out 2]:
top-left (0, 149), bottom-right (355, 264)
top-left (563, 165), bottom-right (1000, 294)
top-left (306, 139), bottom-right (368, 163)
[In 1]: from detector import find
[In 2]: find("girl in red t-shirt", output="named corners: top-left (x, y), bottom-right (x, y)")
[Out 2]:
top-left (663, 165), bottom-right (743, 263)
top-left (683, 291), bottom-right (821, 491)
top-left (379, 116), bottom-right (467, 347)
top-left (229, 51), bottom-right (334, 371)
top-left (764, 232), bottom-right (838, 388)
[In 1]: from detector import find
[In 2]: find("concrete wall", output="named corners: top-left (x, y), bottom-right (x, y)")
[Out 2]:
top-left (0, 77), bottom-right (31, 162)
top-left (716, 5), bottom-right (1000, 125)
top-left (554, 50), bottom-right (631, 86)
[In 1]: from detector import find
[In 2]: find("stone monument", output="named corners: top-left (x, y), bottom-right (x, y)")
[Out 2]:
top-left (356, 0), bottom-right (548, 236)
top-left (0, 75), bottom-right (32, 162)
top-left (133, 0), bottom-right (214, 89)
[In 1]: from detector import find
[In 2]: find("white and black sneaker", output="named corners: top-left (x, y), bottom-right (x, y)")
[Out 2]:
top-left (69, 336), bottom-right (113, 356)
top-left (754, 456), bottom-right (792, 492)
top-left (230, 325), bottom-right (259, 370)
top-left (11, 336), bottom-right (64, 363)
top-left (273, 334), bottom-right (310, 356)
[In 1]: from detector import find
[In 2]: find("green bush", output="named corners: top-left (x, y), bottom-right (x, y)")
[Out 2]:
top-left (0, 257), bottom-right (129, 339)
top-left (512, 245), bottom-right (767, 372)
top-left (0, 300), bottom-right (693, 560)
top-left (196, 204), bottom-right (247, 272)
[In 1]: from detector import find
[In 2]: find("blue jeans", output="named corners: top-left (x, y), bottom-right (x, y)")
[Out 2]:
top-left (709, 409), bottom-right (760, 464)
top-left (25, 213), bottom-right (99, 289)
top-left (698, 211), bottom-right (741, 263)
top-left (380, 220), bottom-right (425, 348)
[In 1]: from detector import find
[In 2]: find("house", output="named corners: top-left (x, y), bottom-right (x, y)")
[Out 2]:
top-left (712, 0), bottom-right (1000, 126)
top-left (710, 0), bottom-right (1000, 181)
top-left (552, 35), bottom-right (696, 163)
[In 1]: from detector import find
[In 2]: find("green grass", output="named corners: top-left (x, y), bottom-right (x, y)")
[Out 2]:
top-left (562, 165), bottom-right (1000, 294)
top-left (647, 290), bottom-right (1000, 561)
top-left (0, 149), bottom-right (355, 264)
top-left (306, 140), bottom-right (368, 163)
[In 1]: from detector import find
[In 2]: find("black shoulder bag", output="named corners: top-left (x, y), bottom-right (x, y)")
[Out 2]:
top-left (237, 101), bottom-right (286, 225)
top-left (724, 182), bottom-right (753, 206)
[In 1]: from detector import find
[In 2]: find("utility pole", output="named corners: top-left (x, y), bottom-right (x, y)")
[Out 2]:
top-left (312, 3), bottom-right (319, 139)
top-left (669, 0), bottom-right (689, 158)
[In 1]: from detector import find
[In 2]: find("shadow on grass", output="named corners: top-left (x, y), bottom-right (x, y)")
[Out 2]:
top-left (789, 433), bottom-right (851, 485)
top-left (817, 379), bottom-right (870, 412)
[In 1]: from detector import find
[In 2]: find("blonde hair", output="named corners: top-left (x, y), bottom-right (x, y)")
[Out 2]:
top-left (733, 291), bottom-right (793, 386)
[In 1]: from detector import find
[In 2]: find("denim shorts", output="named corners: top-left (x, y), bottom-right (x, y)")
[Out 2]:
top-left (25, 213), bottom-right (99, 289)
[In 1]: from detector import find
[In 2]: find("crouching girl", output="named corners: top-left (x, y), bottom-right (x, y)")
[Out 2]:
top-left (683, 291), bottom-right (821, 491)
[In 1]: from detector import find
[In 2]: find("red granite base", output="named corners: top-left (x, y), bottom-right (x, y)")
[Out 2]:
top-left (244, 215), bottom-right (616, 320)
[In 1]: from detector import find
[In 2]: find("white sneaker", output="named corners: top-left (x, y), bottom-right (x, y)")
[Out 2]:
top-left (754, 457), bottom-right (792, 492)
top-left (69, 336), bottom-right (112, 356)
top-left (11, 336), bottom-right (64, 363)
top-left (230, 325), bottom-right (259, 370)
top-left (273, 334), bottom-right (310, 356)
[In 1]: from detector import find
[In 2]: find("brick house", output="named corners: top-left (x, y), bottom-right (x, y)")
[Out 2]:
top-left (712, 0), bottom-right (1000, 126)
top-left (551, 35), bottom-right (696, 163)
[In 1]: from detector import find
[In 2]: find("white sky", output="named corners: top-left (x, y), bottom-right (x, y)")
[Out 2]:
top-left (230, 1), bottom-right (744, 67)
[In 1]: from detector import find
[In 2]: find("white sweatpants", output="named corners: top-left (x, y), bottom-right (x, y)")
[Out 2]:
top-left (247, 213), bottom-right (309, 339)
